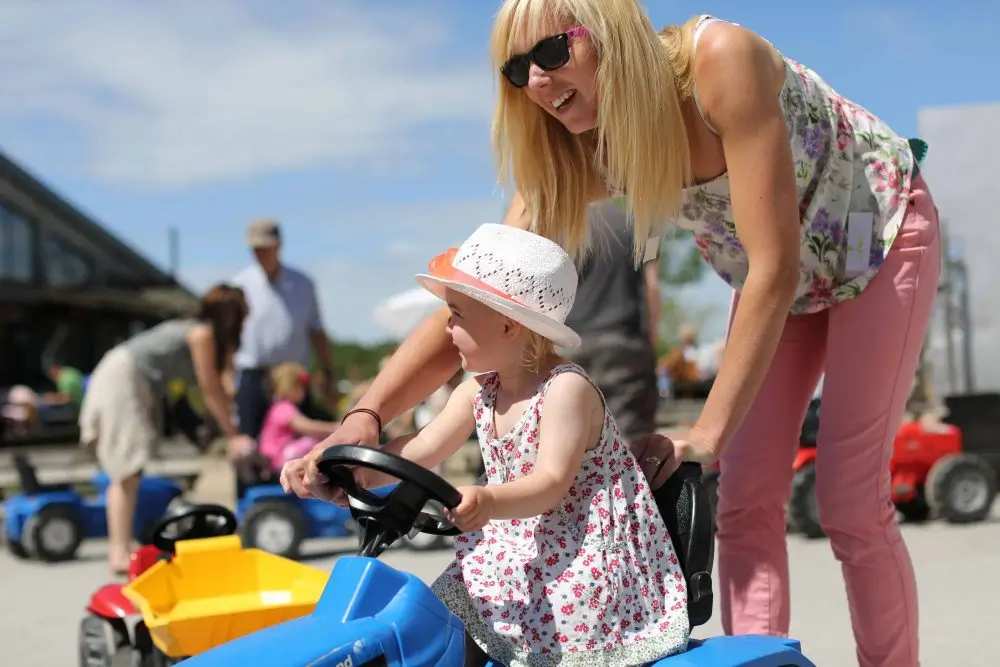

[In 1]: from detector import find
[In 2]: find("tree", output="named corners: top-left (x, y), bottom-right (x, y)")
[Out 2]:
top-left (654, 226), bottom-right (713, 354)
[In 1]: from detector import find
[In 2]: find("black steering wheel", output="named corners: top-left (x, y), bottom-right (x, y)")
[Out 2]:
top-left (150, 502), bottom-right (238, 554)
top-left (317, 445), bottom-right (463, 557)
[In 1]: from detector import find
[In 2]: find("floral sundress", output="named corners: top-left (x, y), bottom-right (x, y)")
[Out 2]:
top-left (431, 363), bottom-right (689, 667)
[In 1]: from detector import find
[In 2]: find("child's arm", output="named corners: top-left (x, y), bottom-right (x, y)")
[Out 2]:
top-left (363, 378), bottom-right (479, 487)
top-left (485, 373), bottom-right (603, 520)
top-left (289, 412), bottom-right (341, 439)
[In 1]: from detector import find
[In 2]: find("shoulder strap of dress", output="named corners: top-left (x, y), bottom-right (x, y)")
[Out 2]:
top-left (537, 363), bottom-right (609, 414)
top-left (691, 15), bottom-right (727, 136)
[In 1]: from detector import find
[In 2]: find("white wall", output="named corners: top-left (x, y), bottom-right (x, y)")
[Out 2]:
top-left (918, 103), bottom-right (1000, 392)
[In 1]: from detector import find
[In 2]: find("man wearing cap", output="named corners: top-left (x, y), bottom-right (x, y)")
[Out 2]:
top-left (232, 219), bottom-right (336, 447)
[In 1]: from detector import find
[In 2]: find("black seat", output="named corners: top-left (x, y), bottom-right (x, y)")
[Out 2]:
top-left (654, 462), bottom-right (715, 628)
top-left (13, 452), bottom-right (74, 495)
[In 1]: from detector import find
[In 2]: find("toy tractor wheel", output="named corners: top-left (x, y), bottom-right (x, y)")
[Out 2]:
top-left (895, 492), bottom-right (932, 523)
top-left (133, 621), bottom-right (180, 666)
top-left (78, 615), bottom-right (125, 667)
top-left (403, 531), bottom-right (448, 551)
top-left (788, 463), bottom-right (825, 539)
top-left (241, 500), bottom-right (307, 559)
top-left (23, 504), bottom-right (84, 562)
top-left (926, 453), bottom-right (998, 524)
top-left (6, 539), bottom-right (29, 559)
top-left (3, 524), bottom-right (29, 559)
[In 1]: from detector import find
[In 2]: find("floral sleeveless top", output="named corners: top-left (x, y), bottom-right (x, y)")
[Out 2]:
top-left (675, 16), bottom-right (915, 313)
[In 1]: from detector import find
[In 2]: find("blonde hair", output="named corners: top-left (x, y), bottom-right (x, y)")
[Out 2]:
top-left (522, 329), bottom-right (556, 373)
top-left (270, 362), bottom-right (307, 401)
top-left (491, 0), bottom-right (693, 263)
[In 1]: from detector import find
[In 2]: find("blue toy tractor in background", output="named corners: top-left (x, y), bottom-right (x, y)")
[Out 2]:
top-left (236, 480), bottom-right (449, 559)
top-left (2, 453), bottom-right (182, 562)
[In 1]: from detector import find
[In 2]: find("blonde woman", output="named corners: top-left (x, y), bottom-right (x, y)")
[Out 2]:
top-left (285, 3), bottom-right (936, 665)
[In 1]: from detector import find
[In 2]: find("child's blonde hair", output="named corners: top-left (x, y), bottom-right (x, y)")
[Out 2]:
top-left (271, 362), bottom-right (308, 401)
top-left (522, 329), bottom-right (557, 373)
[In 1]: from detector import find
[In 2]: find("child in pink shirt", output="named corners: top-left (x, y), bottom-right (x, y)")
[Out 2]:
top-left (258, 363), bottom-right (339, 473)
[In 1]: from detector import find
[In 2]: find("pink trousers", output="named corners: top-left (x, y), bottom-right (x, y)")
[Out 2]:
top-left (716, 176), bottom-right (940, 667)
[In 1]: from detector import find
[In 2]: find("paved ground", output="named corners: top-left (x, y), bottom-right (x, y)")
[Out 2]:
top-left (3, 461), bottom-right (998, 666)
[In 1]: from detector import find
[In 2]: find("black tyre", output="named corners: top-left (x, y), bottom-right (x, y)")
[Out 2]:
top-left (787, 463), bottom-right (825, 539)
top-left (3, 529), bottom-right (29, 559)
top-left (133, 622), bottom-right (182, 666)
top-left (926, 453), bottom-right (997, 524)
top-left (23, 504), bottom-right (85, 561)
top-left (240, 500), bottom-right (307, 559)
top-left (78, 615), bottom-right (125, 667)
top-left (895, 491), bottom-right (932, 523)
top-left (403, 531), bottom-right (449, 552)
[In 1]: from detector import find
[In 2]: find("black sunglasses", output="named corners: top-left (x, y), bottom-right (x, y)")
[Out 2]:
top-left (500, 26), bottom-right (589, 88)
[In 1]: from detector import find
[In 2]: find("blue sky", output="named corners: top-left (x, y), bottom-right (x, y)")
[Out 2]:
top-left (0, 0), bottom-right (996, 343)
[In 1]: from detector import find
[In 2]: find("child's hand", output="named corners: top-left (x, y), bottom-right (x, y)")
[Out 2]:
top-left (447, 486), bottom-right (495, 532)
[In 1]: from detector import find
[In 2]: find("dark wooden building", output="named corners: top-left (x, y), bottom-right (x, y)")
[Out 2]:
top-left (0, 150), bottom-right (198, 389)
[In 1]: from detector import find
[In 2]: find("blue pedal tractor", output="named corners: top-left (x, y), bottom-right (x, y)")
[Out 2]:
top-left (181, 445), bottom-right (817, 666)
top-left (236, 471), bottom-right (448, 559)
top-left (2, 453), bottom-right (183, 562)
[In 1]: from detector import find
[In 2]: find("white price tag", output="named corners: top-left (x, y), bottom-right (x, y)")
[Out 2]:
top-left (845, 212), bottom-right (874, 275)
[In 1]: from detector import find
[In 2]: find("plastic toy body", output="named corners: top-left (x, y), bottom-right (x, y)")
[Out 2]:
top-left (80, 503), bottom-right (328, 666)
top-left (180, 556), bottom-right (816, 667)
top-left (173, 445), bottom-right (817, 667)
top-left (237, 483), bottom-right (448, 558)
top-left (123, 534), bottom-right (329, 658)
top-left (3, 457), bottom-right (182, 562)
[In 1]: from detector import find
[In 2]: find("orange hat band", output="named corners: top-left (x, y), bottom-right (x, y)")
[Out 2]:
top-left (427, 247), bottom-right (526, 307)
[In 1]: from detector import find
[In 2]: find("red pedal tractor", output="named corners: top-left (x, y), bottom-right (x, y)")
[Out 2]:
top-left (701, 396), bottom-right (999, 539)
top-left (788, 398), bottom-right (998, 538)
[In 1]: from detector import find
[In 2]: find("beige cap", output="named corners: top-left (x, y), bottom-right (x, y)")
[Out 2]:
top-left (247, 218), bottom-right (281, 248)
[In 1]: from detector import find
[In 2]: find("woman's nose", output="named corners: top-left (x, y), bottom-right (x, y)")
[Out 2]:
top-left (527, 63), bottom-right (552, 90)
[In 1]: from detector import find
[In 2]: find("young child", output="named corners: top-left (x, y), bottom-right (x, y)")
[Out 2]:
top-left (258, 363), bottom-right (339, 473)
top-left (354, 224), bottom-right (689, 666)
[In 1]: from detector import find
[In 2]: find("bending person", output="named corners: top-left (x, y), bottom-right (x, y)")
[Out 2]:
top-left (285, 5), bottom-right (937, 665)
top-left (79, 284), bottom-right (250, 574)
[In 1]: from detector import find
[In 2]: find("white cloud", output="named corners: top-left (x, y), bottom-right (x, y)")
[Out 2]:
top-left (0, 0), bottom-right (494, 189)
top-left (918, 103), bottom-right (1000, 392)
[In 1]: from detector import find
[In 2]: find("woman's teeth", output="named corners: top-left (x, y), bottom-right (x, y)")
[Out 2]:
top-left (552, 90), bottom-right (576, 109)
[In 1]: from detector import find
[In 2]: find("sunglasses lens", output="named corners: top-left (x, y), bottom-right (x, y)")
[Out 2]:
top-left (502, 57), bottom-right (530, 88)
top-left (533, 35), bottom-right (570, 70)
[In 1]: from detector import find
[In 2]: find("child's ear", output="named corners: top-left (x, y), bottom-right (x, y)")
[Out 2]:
top-left (503, 318), bottom-right (522, 339)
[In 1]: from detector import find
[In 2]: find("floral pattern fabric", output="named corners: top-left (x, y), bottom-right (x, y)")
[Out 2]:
top-left (674, 16), bottom-right (915, 314)
top-left (431, 363), bottom-right (689, 666)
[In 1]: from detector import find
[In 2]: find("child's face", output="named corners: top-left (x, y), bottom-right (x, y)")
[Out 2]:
top-left (445, 290), bottom-right (520, 373)
top-left (286, 381), bottom-right (306, 404)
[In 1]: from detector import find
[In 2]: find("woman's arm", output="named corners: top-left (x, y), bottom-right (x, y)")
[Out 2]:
top-left (187, 324), bottom-right (239, 437)
top-left (487, 373), bottom-right (603, 520)
top-left (684, 25), bottom-right (800, 457)
top-left (363, 379), bottom-right (478, 488)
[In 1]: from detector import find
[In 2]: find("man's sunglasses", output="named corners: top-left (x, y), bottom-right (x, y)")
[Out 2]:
top-left (500, 26), bottom-right (589, 88)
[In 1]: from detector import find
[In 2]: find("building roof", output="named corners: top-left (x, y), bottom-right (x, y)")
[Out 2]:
top-left (0, 150), bottom-right (200, 315)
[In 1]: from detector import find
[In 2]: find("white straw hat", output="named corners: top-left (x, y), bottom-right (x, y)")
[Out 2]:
top-left (415, 224), bottom-right (581, 349)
